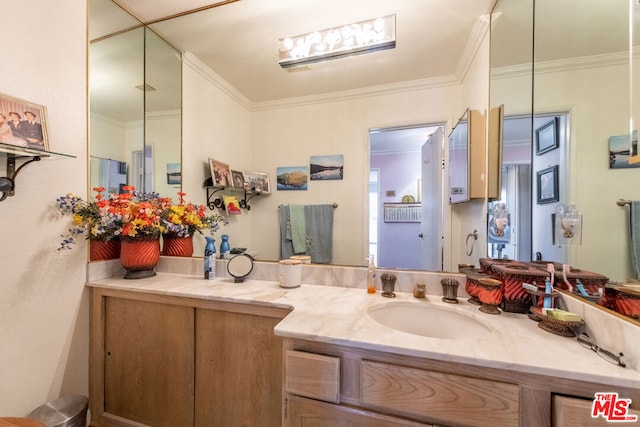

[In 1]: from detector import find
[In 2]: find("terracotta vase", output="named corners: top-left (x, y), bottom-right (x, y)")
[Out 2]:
top-left (162, 234), bottom-right (194, 257)
top-left (89, 239), bottom-right (121, 261)
top-left (120, 236), bottom-right (161, 279)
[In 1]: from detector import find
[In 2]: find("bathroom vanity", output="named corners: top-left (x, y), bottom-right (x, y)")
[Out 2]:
top-left (87, 269), bottom-right (640, 427)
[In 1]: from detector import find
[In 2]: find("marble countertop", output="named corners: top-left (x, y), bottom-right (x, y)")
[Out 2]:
top-left (87, 272), bottom-right (640, 388)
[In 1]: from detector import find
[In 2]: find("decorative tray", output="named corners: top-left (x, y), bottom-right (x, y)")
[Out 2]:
top-left (529, 306), bottom-right (584, 337)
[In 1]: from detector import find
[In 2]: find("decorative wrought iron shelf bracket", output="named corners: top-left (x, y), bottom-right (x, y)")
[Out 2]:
top-left (204, 179), bottom-right (266, 211)
top-left (0, 144), bottom-right (75, 202)
top-left (0, 154), bottom-right (42, 202)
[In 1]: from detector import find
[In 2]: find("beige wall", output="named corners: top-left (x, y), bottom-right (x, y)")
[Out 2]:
top-left (181, 43), bottom-right (491, 268)
top-left (0, 0), bottom-right (88, 416)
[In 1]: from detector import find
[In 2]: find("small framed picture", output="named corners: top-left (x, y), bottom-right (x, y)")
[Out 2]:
top-left (166, 163), bottom-right (181, 185)
top-left (231, 170), bottom-right (245, 189)
top-left (535, 118), bottom-right (559, 156)
top-left (244, 171), bottom-right (270, 194)
top-left (208, 158), bottom-right (232, 187)
top-left (276, 166), bottom-right (309, 190)
top-left (0, 92), bottom-right (49, 151)
top-left (536, 165), bottom-right (559, 204)
top-left (383, 202), bottom-right (422, 223)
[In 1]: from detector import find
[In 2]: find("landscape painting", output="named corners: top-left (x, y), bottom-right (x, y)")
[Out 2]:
top-left (310, 154), bottom-right (344, 180)
top-left (609, 131), bottom-right (640, 169)
top-left (277, 166), bottom-right (308, 190)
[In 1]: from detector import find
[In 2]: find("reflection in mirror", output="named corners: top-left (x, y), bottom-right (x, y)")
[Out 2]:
top-left (491, 0), bottom-right (639, 324)
top-left (632, 0), bottom-right (640, 165)
top-left (448, 109), bottom-right (470, 204)
top-left (89, 0), bottom-right (181, 195)
top-left (369, 125), bottom-right (444, 270)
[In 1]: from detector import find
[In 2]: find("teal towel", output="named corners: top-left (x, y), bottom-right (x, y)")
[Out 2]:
top-left (290, 204), bottom-right (307, 254)
top-left (304, 204), bottom-right (334, 263)
top-left (630, 201), bottom-right (640, 280)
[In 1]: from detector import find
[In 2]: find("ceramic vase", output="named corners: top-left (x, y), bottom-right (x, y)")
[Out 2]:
top-left (161, 234), bottom-right (194, 257)
top-left (120, 236), bottom-right (161, 279)
top-left (89, 239), bottom-right (121, 261)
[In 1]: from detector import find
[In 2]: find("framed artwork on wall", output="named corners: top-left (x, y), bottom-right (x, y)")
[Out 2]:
top-left (208, 158), bottom-right (232, 187)
top-left (0, 92), bottom-right (49, 151)
top-left (231, 170), bottom-right (245, 188)
top-left (535, 117), bottom-right (559, 155)
top-left (383, 202), bottom-right (422, 223)
top-left (244, 171), bottom-right (270, 193)
top-left (536, 165), bottom-right (559, 204)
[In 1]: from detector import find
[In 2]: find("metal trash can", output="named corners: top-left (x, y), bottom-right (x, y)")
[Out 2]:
top-left (27, 395), bottom-right (88, 427)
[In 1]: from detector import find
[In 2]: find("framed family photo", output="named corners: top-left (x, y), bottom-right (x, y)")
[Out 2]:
top-left (535, 118), bottom-right (559, 156)
top-left (244, 171), bottom-right (270, 193)
top-left (0, 92), bottom-right (49, 152)
top-left (231, 170), bottom-right (245, 189)
top-left (208, 158), bottom-right (232, 187)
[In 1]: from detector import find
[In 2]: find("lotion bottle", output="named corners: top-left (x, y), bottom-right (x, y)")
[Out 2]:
top-left (204, 237), bottom-right (216, 279)
top-left (367, 254), bottom-right (377, 294)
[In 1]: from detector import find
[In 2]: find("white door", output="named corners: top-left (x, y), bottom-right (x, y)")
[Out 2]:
top-left (420, 128), bottom-right (443, 270)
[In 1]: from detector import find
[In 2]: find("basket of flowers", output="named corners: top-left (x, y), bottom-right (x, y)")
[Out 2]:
top-left (160, 191), bottom-right (227, 257)
top-left (56, 186), bottom-right (123, 261)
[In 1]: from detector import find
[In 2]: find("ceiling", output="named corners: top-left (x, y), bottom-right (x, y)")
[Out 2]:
top-left (95, 0), bottom-right (496, 105)
top-left (90, 0), bottom-right (631, 151)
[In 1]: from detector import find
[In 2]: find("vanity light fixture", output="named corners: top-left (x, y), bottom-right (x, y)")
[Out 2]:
top-left (278, 14), bottom-right (396, 69)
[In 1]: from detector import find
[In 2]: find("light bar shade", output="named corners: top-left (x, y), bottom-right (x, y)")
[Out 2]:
top-left (278, 14), bottom-right (396, 69)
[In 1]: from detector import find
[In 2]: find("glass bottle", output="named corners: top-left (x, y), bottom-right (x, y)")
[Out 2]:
top-left (367, 254), bottom-right (377, 294)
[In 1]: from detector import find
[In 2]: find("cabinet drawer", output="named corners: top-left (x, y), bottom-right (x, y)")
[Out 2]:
top-left (285, 350), bottom-right (340, 403)
top-left (286, 395), bottom-right (433, 427)
top-left (361, 360), bottom-right (519, 427)
top-left (553, 395), bottom-right (640, 427)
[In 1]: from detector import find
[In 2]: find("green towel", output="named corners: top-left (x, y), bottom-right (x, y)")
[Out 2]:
top-left (290, 204), bottom-right (306, 253)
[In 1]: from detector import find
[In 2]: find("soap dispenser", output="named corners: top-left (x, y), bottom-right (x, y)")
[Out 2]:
top-left (367, 254), bottom-right (377, 294)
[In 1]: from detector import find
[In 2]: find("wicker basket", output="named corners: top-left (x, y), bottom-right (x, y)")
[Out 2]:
top-left (610, 285), bottom-right (640, 319)
top-left (491, 263), bottom-right (547, 313)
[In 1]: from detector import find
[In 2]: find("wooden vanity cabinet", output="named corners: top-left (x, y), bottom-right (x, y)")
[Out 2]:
top-left (90, 288), bottom-right (289, 427)
top-left (283, 339), bottom-right (640, 427)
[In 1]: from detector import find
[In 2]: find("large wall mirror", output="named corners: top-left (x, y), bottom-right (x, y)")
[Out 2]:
top-left (89, 0), bottom-right (181, 197)
top-left (490, 0), bottom-right (639, 324)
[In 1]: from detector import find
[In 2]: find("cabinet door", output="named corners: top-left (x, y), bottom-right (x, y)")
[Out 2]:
top-left (104, 297), bottom-right (194, 427)
top-left (195, 309), bottom-right (284, 427)
top-left (286, 395), bottom-right (432, 427)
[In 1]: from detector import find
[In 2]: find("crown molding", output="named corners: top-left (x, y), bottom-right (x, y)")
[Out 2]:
top-left (182, 51), bottom-right (253, 111)
top-left (455, 14), bottom-right (490, 81)
top-left (492, 50), bottom-right (630, 80)
top-left (183, 51), bottom-right (459, 113)
top-left (250, 75), bottom-right (459, 112)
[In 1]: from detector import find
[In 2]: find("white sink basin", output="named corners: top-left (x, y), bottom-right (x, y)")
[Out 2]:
top-left (367, 302), bottom-right (491, 340)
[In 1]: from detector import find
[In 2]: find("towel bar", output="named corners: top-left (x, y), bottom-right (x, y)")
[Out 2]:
top-left (617, 199), bottom-right (631, 206)
top-left (278, 203), bottom-right (338, 209)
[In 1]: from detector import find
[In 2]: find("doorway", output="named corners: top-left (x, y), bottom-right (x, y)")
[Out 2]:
top-left (369, 124), bottom-right (445, 270)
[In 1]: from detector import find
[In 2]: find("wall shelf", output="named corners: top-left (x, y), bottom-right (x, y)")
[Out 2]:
top-left (203, 178), bottom-right (267, 211)
top-left (0, 143), bottom-right (76, 202)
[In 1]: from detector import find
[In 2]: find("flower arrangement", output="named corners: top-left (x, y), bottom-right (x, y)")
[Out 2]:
top-left (57, 187), bottom-right (226, 250)
top-left (56, 186), bottom-right (123, 250)
top-left (161, 191), bottom-right (227, 237)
